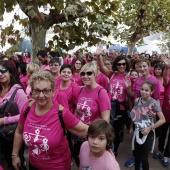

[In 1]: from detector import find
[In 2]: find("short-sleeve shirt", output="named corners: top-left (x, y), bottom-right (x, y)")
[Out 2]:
top-left (19, 101), bottom-right (79, 170)
top-left (96, 72), bottom-right (109, 91)
top-left (79, 141), bottom-right (120, 170)
top-left (77, 85), bottom-right (111, 125)
top-left (130, 98), bottom-right (161, 131)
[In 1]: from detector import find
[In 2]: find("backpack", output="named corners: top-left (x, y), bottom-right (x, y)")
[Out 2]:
top-left (0, 88), bottom-right (21, 142)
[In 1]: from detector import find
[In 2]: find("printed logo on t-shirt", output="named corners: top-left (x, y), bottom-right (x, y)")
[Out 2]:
top-left (110, 80), bottom-right (124, 100)
top-left (23, 125), bottom-right (50, 158)
top-left (82, 166), bottom-right (93, 170)
top-left (77, 97), bottom-right (92, 123)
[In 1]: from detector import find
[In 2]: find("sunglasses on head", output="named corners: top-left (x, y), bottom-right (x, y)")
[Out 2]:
top-left (80, 71), bottom-right (93, 76)
top-left (117, 63), bottom-right (126, 67)
top-left (0, 68), bottom-right (8, 74)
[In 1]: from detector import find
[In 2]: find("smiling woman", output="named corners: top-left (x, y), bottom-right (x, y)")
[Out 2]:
top-left (12, 70), bottom-right (88, 170)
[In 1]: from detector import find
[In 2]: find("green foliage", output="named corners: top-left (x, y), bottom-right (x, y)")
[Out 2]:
top-left (0, 0), bottom-right (120, 56)
top-left (113, 0), bottom-right (170, 46)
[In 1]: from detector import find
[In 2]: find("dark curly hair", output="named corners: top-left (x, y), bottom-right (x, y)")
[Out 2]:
top-left (112, 56), bottom-right (130, 72)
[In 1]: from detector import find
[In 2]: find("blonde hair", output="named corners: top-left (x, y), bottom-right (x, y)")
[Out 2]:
top-left (29, 70), bottom-right (55, 91)
top-left (27, 63), bottom-right (40, 76)
top-left (80, 63), bottom-right (97, 77)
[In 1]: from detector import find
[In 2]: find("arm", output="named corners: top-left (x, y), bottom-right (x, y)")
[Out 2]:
top-left (12, 124), bottom-right (24, 170)
top-left (68, 121), bottom-right (88, 139)
top-left (142, 111), bottom-right (165, 136)
top-left (163, 68), bottom-right (169, 86)
top-left (97, 54), bottom-right (111, 77)
top-left (101, 110), bottom-right (110, 122)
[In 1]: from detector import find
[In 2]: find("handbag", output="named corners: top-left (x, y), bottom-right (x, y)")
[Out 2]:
top-left (0, 87), bottom-right (21, 142)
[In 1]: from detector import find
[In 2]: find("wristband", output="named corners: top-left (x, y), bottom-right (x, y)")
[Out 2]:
top-left (11, 154), bottom-right (19, 159)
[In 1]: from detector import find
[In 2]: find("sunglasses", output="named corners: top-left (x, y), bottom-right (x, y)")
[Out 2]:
top-left (0, 68), bottom-right (8, 74)
top-left (117, 63), bottom-right (126, 67)
top-left (80, 71), bottom-right (93, 76)
top-left (75, 63), bottom-right (81, 65)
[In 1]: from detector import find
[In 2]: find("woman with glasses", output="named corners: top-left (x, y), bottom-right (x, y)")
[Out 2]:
top-left (12, 71), bottom-right (88, 170)
top-left (72, 58), bottom-right (85, 86)
top-left (73, 63), bottom-right (111, 166)
top-left (0, 61), bottom-right (28, 169)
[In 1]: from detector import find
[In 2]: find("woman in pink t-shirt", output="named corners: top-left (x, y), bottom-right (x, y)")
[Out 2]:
top-left (0, 61), bottom-right (28, 169)
top-left (73, 63), bottom-right (111, 166)
top-left (12, 71), bottom-right (88, 170)
top-left (49, 57), bottom-right (61, 87)
top-left (72, 58), bottom-right (85, 86)
top-left (23, 52), bottom-right (31, 63)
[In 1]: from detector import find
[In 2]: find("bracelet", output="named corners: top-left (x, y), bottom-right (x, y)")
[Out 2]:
top-left (11, 154), bottom-right (19, 159)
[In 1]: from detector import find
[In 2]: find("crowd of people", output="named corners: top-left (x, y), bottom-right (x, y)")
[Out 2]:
top-left (0, 48), bottom-right (169, 170)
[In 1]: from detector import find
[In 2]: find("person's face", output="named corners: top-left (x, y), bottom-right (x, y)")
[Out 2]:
top-left (133, 52), bottom-right (139, 59)
top-left (139, 62), bottom-right (149, 76)
top-left (37, 55), bottom-right (48, 65)
top-left (154, 67), bottom-right (163, 77)
top-left (0, 65), bottom-right (10, 84)
top-left (104, 60), bottom-right (112, 71)
top-left (32, 80), bottom-right (54, 107)
top-left (109, 50), bottom-right (116, 61)
top-left (60, 68), bottom-right (72, 82)
top-left (144, 55), bottom-right (149, 60)
top-left (75, 50), bottom-right (81, 58)
top-left (88, 133), bottom-right (107, 157)
top-left (80, 68), bottom-right (95, 86)
top-left (140, 83), bottom-right (152, 100)
top-left (74, 60), bottom-right (82, 70)
top-left (131, 71), bottom-right (138, 80)
top-left (116, 59), bottom-right (127, 73)
top-left (49, 62), bottom-right (60, 74)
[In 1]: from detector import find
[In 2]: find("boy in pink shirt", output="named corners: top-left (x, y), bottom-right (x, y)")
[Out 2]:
top-left (79, 119), bottom-right (120, 170)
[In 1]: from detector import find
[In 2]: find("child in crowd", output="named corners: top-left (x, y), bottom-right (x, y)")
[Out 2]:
top-left (79, 119), bottom-right (120, 170)
top-left (130, 81), bottom-right (165, 170)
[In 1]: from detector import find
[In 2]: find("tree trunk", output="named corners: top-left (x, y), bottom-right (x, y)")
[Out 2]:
top-left (127, 42), bottom-right (136, 55)
top-left (29, 19), bottom-right (47, 63)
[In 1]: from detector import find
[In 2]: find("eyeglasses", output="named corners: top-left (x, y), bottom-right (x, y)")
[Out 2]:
top-left (0, 68), bottom-right (8, 74)
top-left (75, 63), bottom-right (81, 65)
top-left (105, 63), bottom-right (111, 65)
top-left (117, 63), bottom-right (126, 67)
top-left (80, 71), bottom-right (93, 76)
top-left (49, 64), bottom-right (59, 67)
top-left (32, 89), bottom-right (52, 95)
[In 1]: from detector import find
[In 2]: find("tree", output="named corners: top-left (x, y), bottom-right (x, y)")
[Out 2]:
top-left (112, 0), bottom-right (170, 54)
top-left (0, 0), bottom-right (120, 62)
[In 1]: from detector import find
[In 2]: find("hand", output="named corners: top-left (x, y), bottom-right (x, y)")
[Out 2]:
top-left (141, 127), bottom-right (151, 136)
top-left (148, 109), bottom-right (156, 117)
top-left (124, 76), bottom-right (131, 88)
top-left (0, 118), bottom-right (4, 127)
top-left (129, 127), bottom-right (134, 135)
top-left (160, 55), bottom-right (170, 68)
top-left (96, 42), bottom-right (105, 56)
top-left (12, 157), bottom-right (21, 170)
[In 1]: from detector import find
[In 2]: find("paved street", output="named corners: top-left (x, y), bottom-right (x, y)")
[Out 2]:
top-left (1, 130), bottom-right (169, 170)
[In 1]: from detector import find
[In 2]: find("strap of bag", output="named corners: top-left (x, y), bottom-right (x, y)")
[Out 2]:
top-left (24, 99), bottom-right (35, 119)
top-left (58, 104), bottom-right (66, 136)
top-left (9, 87), bottom-right (22, 101)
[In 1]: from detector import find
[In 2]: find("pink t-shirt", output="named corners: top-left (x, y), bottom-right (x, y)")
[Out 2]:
top-left (20, 75), bottom-right (29, 91)
top-left (96, 72), bottom-right (109, 91)
top-left (72, 73), bottom-right (83, 86)
top-left (19, 102), bottom-right (79, 170)
top-left (53, 90), bottom-right (69, 109)
top-left (0, 84), bottom-right (28, 124)
top-left (162, 75), bottom-right (170, 122)
top-left (158, 80), bottom-right (165, 108)
top-left (40, 65), bottom-right (50, 70)
top-left (64, 58), bottom-right (72, 64)
top-left (0, 165), bottom-right (3, 170)
top-left (132, 75), bottom-right (160, 100)
top-left (77, 85), bottom-right (111, 125)
top-left (109, 73), bottom-right (128, 102)
top-left (56, 80), bottom-right (80, 113)
top-left (23, 57), bottom-right (31, 63)
top-left (79, 141), bottom-right (120, 170)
